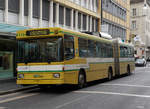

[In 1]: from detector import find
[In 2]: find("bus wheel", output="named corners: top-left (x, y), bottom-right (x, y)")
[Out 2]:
top-left (108, 69), bottom-right (113, 81)
top-left (78, 73), bottom-right (86, 89)
top-left (127, 66), bottom-right (131, 75)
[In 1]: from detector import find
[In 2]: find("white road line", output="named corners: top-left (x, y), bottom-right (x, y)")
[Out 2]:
top-left (0, 88), bottom-right (39, 98)
top-left (101, 84), bottom-right (150, 88)
top-left (0, 93), bottom-right (39, 104)
top-left (74, 91), bottom-right (150, 98)
top-left (55, 95), bottom-right (91, 109)
top-left (0, 107), bottom-right (6, 109)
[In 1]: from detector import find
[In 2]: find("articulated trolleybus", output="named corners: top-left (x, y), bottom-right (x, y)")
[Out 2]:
top-left (17, 27), bottom-right (135, 88)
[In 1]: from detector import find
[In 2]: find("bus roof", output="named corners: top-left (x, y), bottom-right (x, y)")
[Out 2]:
top-left (16, 27), bottom-right (113, 44)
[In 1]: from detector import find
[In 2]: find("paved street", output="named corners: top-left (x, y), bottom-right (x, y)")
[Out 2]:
top-left (0, 64), bottom-right (150, 109)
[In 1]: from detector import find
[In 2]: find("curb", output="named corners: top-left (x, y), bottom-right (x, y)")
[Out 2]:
top-left (0, 86), bottom-right (37, 95)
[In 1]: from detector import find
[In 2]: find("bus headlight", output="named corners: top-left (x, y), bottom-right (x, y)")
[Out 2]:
top-left (53, 73), bottom-right (60, 78)
top-left (18, 74), bottom-right (24, 79)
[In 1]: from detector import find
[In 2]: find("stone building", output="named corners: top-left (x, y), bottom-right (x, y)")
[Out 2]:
top-left (130, 0), bottom-right (150, 59)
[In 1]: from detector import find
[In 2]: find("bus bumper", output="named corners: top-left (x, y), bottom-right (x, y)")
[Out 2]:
top-left (17, 79), bottom-right (64, 85)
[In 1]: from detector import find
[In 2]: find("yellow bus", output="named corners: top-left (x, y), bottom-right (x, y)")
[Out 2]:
top-left (16, 27), bottom-right (135, 88)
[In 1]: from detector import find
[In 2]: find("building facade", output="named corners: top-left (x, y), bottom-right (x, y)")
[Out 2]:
top-left (101, 0), bottom-right (130, 42)
top-left (130, 0), bottom-right (150, 58)
top-left (0, 0), bottom-right (101, 79)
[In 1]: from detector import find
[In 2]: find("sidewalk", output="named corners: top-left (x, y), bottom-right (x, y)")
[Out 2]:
top-left (0, 78), bottom-right (36, 95)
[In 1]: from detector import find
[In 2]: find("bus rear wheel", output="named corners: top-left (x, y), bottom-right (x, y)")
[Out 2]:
top-left (78, 73), bottom-right (86, 89)
top-left (127, 66), bottom-right (131, 75)
top-left (108, 69), bottom-right (113, 81)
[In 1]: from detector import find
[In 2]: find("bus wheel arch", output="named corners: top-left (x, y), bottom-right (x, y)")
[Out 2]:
top-left (77, 68), bottom-right (86, 89)
top-left (108, 67), bottom-right (113, 80)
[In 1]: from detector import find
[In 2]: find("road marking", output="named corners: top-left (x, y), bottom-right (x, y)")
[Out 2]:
top-left (101, 83), bottom-right (150, 88)
top-left (74, 91), bottom-right (150, 98)
top-left (0, 93), bottom-right (39, 104)
top-left (55, 95), bottom-right (91, 109)
top-left (0, 107), bottom-right (6, 109)
top-left (0, 88), bottom-right (39, 98)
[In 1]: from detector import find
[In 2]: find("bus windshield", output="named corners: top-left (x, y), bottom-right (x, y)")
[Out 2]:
top-left (17, 37), bottom-right (63, 63)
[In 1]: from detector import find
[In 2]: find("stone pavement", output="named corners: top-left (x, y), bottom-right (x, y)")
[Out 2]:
top-left (0, 78), bottom-right (36, 95)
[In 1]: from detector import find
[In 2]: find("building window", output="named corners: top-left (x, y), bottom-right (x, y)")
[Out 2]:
top-left (24, 0), bottom-right (28, 16)
top-left (0, 0), bottom-right (5, 10)
top-left (73, 11), bottom-right (76, 28)
top-left (8, 0), bottom-right (19, 13)
top-left (132, 20), bottom-right (136, 29)
top-left (83, 14), bottom-right (86, 30)
top-left (66, 8), bottom-right (71, 26)
top-left (53, 3), bottom-right (56, 23)
top-left (92, 18), bottom-right (94, 31)
top-left (132, 8), bottom-right (136, 16)
top-left (59, 5), bottom-right (64, 25)
top-left (33, 0), bottom-right (40, 18)
top-left (42, 0), bottom-right (50, 20)
top-left (78, 12), bottom-right (81, 29)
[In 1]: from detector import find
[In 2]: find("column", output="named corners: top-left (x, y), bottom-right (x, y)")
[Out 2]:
top-left (81, 14), bottom-right (83, 31)
top-left (90, 16), bottom-right (92, 32)
top-left (86, 0), bottom-right (89, 9)
top-left (19, 0), bottom-right (24, 25)
top-left (71, 9), bottom-right (74, 30)
top-left (75, 10), bottom-right (78, 31)
top-left (94, 18), bottom-right (96, 32)
top-left (39, 0), bottom-right (42, 27)
top-left (56, 3), bottom-right (59, 27)
top-left (86, 15), bottom-right (89, 31)
top-left (94, 0), bottom-right (96, 12)
top-left (49, 0), bottom-right (53, 27)
top-left (4, 0), bottom-right (8, 23)
top-left (28, 0), bottom-right (33, 27)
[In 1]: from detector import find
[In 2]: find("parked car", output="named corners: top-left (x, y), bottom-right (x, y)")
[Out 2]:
top-left (135, 58), bottom-right (147, 67)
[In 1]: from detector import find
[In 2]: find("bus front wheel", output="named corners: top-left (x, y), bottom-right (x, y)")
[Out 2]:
top-left (78, 73), bottom-right (86, 89)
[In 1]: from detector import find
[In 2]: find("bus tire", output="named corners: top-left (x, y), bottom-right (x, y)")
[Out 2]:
top-left (108, 68), bottom-right (113, 81)
top-left (127, 65), bottom-right (131, 75)
top-left (78, 72), bottom-right (86, 89)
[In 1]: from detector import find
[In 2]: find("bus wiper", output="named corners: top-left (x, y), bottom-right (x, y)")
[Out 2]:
top-left (48, 59), bottom-right (51, 64)
top-left (24, 57), bottom-right (29, 64)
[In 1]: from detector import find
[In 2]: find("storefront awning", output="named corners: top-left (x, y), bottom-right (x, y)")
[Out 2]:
top-left (0, 23), bottom-right (29, 34)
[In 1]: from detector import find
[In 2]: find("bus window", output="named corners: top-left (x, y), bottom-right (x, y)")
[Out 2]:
top-left (96, 42), bottom-right (101, 57)
top-left (17, 37), bottom-right (63, 63)
top-left (78, 38), bottom-right (88, 57)
top-left (88, 40), bottom-right (96, 57)
top-left (64, 35), bottom-right (74, 60)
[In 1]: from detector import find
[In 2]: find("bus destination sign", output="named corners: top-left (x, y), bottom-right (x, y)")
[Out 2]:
top-left (26, 29), bottom-right (49, 36)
